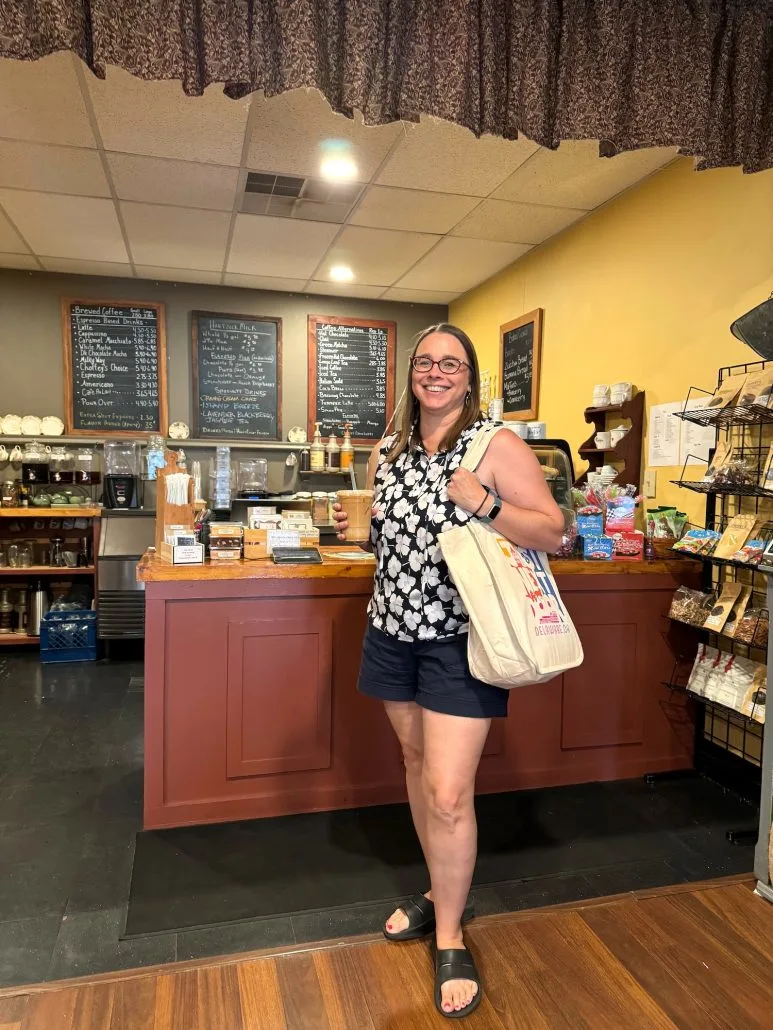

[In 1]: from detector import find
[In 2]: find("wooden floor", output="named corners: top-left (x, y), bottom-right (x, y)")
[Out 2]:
top-left (1, 876), bottom-right (771, 1029)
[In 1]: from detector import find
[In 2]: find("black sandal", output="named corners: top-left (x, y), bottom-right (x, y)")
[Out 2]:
top-left (433, 942), bottom-right (482, 1019)
top-left (383, 894), bottom-right (475, 942)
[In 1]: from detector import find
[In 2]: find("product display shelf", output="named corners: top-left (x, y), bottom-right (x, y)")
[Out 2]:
top-left (754, 572), bottom-right (773, 903)
top-left (0, 507), bottom-right (100, 646)
top-left (672, 360), bottom-right (771, 867)
top-left (0, 435), bottom-right (373, 453)
top-left (576, 391), bottom-right (645, 488)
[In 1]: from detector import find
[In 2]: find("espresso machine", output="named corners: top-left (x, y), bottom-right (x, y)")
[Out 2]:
top-left (103, 440), bottom-right (141, 509)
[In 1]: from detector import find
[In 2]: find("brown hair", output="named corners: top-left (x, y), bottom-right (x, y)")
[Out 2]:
top-left (386, 323), bottom-right (481, 462)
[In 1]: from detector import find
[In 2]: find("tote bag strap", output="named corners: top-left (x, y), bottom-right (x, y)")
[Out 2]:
top-left (460, 424), bottom-right (509, 473)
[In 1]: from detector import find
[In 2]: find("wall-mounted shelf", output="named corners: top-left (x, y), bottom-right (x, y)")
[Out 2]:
top-left (576, 391), bottom-right (645, 488)
top-left (0, 507), bottom-right (101, 519)
top-left (0, 566), bottom-right (95, 577)
top-left (0, 435), bottom-right (373, 454)
top-left (0, 633), bottom-right (37, 646)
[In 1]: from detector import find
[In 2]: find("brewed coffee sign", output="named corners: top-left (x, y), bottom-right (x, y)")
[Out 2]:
top-left (62, 299), bottom-right (168, 435)
top-left (192, 312), bottom-right (281, 439)
top-left (500, 309), bottom-right (543, 421)
top-left (308, 316), bottom-right (395, 443)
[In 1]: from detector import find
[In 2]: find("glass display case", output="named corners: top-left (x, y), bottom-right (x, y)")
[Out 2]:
top-left (526, 438), bottom-right (575, 508)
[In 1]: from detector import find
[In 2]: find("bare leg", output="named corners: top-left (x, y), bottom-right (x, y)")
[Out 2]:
top-left (422, 709), bottom-right (490, 1015)
top-left (382, 700), bottom-right (432, 933)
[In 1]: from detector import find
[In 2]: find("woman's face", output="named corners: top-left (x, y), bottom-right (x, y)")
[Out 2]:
top-left (411, 331), bottom-right (472, 417)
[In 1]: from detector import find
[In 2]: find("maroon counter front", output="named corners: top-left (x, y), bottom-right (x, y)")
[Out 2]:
top-left (138, 550), bottom-right (700, 829)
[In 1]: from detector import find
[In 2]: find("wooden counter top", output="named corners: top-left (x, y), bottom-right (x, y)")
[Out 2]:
top-left (137, 549), bottom-right (699, 583)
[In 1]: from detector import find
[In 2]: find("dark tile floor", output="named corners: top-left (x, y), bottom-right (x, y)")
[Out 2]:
top-left (0, 652), bottom-right (759, 987)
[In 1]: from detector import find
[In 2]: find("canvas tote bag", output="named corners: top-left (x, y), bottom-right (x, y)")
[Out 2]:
top-left (439, 424), bottom-right (583, 688)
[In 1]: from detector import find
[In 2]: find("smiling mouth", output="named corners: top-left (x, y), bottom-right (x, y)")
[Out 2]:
top-left (422, 384), bottom-right (450, 393)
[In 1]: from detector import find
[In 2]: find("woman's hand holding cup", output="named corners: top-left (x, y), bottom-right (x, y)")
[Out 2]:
top-left (332, 502), bottom-right (350, 541)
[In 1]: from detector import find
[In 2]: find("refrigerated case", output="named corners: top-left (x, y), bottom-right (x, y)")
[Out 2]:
top-left (526, 439), bottom-right (575, 508)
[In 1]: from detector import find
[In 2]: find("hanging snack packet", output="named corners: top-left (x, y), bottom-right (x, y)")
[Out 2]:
top-left (723, 585), bottom-right (752, 638)
top-left (740, 366), bottom-right (773, 409)
top-left (702, 438), bottom-right (733, 483)
top-left (759, 443), bottom-right (773, 491)
top-left (713, 513), bottom-right (758, 560)
top-left (703, 373), bottom-right (748, 419)
top-left (703, 582), bottom-right (743, 632)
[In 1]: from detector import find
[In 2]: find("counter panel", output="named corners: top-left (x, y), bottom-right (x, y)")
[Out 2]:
top-left (142, 556), bottom-right (701, 828)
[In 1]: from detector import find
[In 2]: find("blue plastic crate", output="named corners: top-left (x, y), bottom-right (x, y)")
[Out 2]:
top-left (40, 609), bottom-right (98, 664)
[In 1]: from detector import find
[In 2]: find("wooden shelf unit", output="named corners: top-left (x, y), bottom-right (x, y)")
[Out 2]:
top-left (576, 391), bottom-right (645, 488)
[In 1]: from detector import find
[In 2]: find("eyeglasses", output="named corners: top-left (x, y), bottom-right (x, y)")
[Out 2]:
top-left (411, 356), bottom-right (470, 374)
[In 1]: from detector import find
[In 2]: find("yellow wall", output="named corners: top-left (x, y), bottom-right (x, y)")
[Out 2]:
top-left (450, 158), bottom-right (773, 522)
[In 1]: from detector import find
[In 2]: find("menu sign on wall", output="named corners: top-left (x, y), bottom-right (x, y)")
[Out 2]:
top-left (192, 312), bottom-right (281, 439)
top-left (308, 316), bottom-right (395, 443)
top-left (62, 299), bottom-right (167, 435)
top-left (501, 309), bottom-right (543, 421)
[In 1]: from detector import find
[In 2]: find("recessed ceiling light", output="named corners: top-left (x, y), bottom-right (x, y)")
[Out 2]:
top-left (330, 264), bottom-right (354, 282)
top-left (320, 154), bottom-right (358, 181)
top-left (320, 139), bottom-right (358, 182)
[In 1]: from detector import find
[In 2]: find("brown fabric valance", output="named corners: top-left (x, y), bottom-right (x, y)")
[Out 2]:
top-left (2, 0), bottom-right (772, 172)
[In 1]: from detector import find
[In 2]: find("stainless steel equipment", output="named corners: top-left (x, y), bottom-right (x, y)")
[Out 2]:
top-left (97, 510), bottom-right (155, 640)
top-left (526, 438), bottom-right (575, 508)
top-left (28, 580), bottom-right (49, 637)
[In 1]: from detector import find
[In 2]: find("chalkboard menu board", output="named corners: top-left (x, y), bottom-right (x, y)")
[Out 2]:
top-left (500, 309), bottom-right (543, 420)
top-left (192, 312), bottom-right (281, 439)
top-left (308, 316), bottom-right (395, 443)
top-left (62, 299), bottom-right (167, 435)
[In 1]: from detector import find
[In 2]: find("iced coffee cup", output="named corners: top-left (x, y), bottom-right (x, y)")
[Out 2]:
top-left (336, 489), bottom-right (374, 544)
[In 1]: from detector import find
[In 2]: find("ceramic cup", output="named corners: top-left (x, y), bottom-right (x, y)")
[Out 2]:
top-left (594, 431), bottom-right (612, 448)
top-left (593, 385), bottom-right (611, 406)
top-left (0, 445), bottom-right (7, 462)
top-left (8, 446), bottom-right (22, 462)
top-left (610, 428), bottom-right (627, 445)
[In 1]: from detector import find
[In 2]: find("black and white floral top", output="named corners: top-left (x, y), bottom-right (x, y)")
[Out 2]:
top-left (368, 417), bottom-right (489, 642)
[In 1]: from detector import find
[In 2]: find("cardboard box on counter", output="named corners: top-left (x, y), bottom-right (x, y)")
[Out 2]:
top-left (244, 526), bottom-right (320, 559)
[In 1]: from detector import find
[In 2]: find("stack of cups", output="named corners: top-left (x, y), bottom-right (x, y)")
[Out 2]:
top-left (213, 447), bottom-right (232, 509)
top-left (611, 382), bottom-right (633, 405)
top-left (592, 384), bottom-right (611, 407)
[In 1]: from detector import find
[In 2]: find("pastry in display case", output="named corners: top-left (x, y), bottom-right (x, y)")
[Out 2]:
top-left (526, 439), bottom-right (575, 508)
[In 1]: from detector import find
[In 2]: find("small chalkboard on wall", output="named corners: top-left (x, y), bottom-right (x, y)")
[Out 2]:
top-left (308, 316), bottom-right (395, 443)
top-left (62, 299), bottom-right (168, 436)
top-left (192, 312), bottom-right (281, 439)
top-left (500, 309), bottom-right (543, 421)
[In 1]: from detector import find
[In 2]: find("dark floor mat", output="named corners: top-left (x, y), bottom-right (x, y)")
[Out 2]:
top-left (125, 774), bottom-right (757, 936)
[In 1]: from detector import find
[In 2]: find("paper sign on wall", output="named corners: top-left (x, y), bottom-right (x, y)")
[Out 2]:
top-left (647, 401), bottom-right (717, 468)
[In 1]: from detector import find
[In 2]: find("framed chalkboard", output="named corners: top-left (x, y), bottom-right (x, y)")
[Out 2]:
top-left (500, 309), bottom-right (543, 420)
top-left (308, 316), bottom-right (395, 443)
top-left (62, 299), bottom-right (168, 436)
top-left (192, 312), bottom-right (281, 439)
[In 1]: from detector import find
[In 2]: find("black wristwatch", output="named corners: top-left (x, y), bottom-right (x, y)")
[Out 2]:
top-left (479, 488), bottom-right (503, 523)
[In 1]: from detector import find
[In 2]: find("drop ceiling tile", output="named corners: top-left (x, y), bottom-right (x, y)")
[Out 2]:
top-left (452, 199), bottom-right (585, 245)
top-left (493, 140), bottom-right (676, 209)
top-left (350, 186), bottom-right (478, 234)
top-left (0, 190), bottom-right (127, 262)
top-left (308, 281), bottom-right (386, 300)
top-left (86, 67), bottom-right (249, 165)
top-left (224, 273), bottom-right (309, 292)
top-left (0, 53), bottom-right (96, 147)
top-left (0, 142), bottom-right (109, 197)
top-left (377, 118), bottom-right (538, 197)
top-left (321, 226), bottom-right (439, 287)
top-left (382, 287), bottom-right (457, 305)
top-left (0, 206), bottom-right (27, 252)
top-left (108, 154), bottom-right (240, 210)
top-left (228, 214), bottom-right (338, 279)
top-left (136, 266), bottom-right (225, 285)
top-left (121, 203), bottom-right (231, 270)
top-left (0, 253), bottom-right (39, 270)
top-left (246, 88), bottom-right (402, 181)
top-left (396, 237), bottom-right (530, 294)
top-left (39, 257), bottom-right (133, 278)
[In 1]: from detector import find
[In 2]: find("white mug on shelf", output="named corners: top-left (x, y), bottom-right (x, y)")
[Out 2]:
top-left (0, 445), bottom-right (7, 462)
top-left (594, 431), bottom-right (612, 449)
top-left (8, 446), bottom-right (22, 463)
top-left (592, 384), bottom-right (611, 407)
top-left (610, 427), bottom-right (627, 445)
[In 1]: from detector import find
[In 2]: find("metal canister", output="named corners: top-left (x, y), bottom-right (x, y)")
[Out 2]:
top-left (526, 421), bottom-right (547, 440)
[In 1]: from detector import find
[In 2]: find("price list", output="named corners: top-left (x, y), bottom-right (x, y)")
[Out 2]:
top-left (311, 319), bottom-right (394, 441)
top-left (66, 303), bottom-right (165, 433)
top-left (193, 314), bottom-right (280, 439)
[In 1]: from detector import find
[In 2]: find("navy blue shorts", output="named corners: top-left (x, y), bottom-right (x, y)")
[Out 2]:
top-left (358, 622), bottom-right (509, 719)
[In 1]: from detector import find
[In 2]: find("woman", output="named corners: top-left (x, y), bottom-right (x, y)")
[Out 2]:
top-left (334, 324), bottom-right (564, 1018)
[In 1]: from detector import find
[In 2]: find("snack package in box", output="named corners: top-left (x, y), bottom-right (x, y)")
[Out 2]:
top-left (604, 495), bottom-right (636, 534)
top-left (583, 536), bottom-right (614, 560)
top-left (610, 530), bottom-right (644, 561)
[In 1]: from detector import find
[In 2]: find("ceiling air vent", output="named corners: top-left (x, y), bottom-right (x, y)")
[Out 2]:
top-left (245, 172), bottom-right (305, 198)
top-left (241, 171), bottom-right (364, 224)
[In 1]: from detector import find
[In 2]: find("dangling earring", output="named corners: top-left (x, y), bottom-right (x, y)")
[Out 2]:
top-left (465, 389), bottom-right (471, 405)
